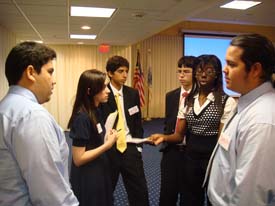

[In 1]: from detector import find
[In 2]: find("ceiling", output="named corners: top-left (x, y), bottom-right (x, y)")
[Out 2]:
top-left (0, 0), bottom-right (274, 45)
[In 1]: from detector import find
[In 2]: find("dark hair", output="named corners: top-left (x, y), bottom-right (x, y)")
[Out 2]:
top-left (106, 55), bottom-right (129, 74)
top-left (5, 41), bottom-right (56, 86)
top-left (179, 56), bottom-right (199, 107)
top-left (178, 55), bottom-right (197, 69)
top-left (230, 33), bottom-right (275, 82)
top-left (186, 55), bottom-right (225, 110)
top-left (67, 69), bottom-right (106, 129)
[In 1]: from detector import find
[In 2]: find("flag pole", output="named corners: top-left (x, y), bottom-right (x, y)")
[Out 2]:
top-left (145, 84), bottom-right (151, 121)
top-left (144, 49), bottom-right (152, 121)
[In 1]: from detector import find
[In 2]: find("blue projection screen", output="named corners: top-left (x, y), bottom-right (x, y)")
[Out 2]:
top-left (184, 34), bottom-right (239, 96)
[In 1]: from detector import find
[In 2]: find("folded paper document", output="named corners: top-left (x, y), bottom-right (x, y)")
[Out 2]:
top-left (127, 137), bottom-right (152, 144)
top-left (104, 111), bottom-right (117, 142)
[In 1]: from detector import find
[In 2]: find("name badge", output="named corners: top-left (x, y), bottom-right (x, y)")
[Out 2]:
top-left (218, 132), bottom-right (231, 151)
top-left (128, 105), bottom-right (139, 116)
top-left (96, 123), bottom-right (103, 134)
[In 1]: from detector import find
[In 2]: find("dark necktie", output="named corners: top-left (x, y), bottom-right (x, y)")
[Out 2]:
top-left (180, 91), bottom-right (189, 107)
top-left (182, 91), bottom-right (189, 98)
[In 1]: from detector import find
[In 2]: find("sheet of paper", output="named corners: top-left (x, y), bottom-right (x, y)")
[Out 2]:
top-left (104, 111), bottom-right (117, 142)
top-left (127, 137), bottom-right (153, 145)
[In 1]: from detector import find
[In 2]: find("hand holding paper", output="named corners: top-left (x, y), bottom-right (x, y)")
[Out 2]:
top-left (105, 129), bottom-right (118, 148)
top-left (148, 134), bottom-right (166, 145)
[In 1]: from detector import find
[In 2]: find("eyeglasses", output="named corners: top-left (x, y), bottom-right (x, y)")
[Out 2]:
top-left (177, 69), bottom-right (192, 75)
top-left (195, 67), bottom-right (216, 76)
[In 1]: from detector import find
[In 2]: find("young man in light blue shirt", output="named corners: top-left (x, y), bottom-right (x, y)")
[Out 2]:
top-left (0, 42), bottom-right (78, 205)
top-left (207, 33), bottom-right (275, 205)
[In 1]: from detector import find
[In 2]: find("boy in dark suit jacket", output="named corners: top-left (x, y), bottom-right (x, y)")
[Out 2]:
top-left (159, 56), bottom-right (197, 206)
top-left (100, 55), bottom-right (149, 206)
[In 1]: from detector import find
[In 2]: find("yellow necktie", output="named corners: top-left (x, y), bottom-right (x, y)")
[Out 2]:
top-left (115, 94), bottom-right (127, 153)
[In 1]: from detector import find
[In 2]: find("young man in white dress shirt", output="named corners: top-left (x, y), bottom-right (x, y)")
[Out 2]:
top-left (207, 33), bottom-right (275, 205)
top-left (100, 55), bottom-right (149, 206)
top-left (159, 56), bottom-right (196, 206)
top-left (0, 42), bottom-right (78, 205)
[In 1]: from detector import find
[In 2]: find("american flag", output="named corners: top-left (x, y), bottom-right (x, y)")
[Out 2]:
top-left (133, 50), bottom-right (145, 107)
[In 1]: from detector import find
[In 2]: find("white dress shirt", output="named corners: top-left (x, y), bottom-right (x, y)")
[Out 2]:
top-left (208, 82), bottom-right (275, 206)
top-left (0, 86), bottom-right (78, 206)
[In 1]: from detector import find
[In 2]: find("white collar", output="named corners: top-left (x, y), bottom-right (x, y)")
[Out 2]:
top-left (110, 83), bottom-right (123, 97)
top-left (194, 92), bottom-right (215, 101)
